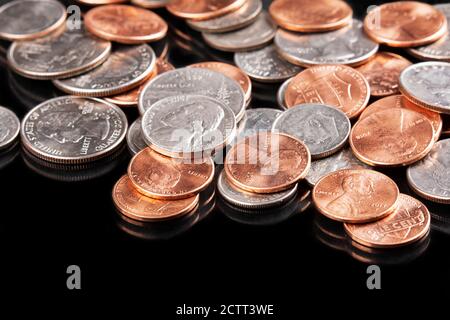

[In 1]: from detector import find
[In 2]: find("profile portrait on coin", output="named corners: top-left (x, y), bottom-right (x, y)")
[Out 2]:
top-left (423, 148), bottom-right (450, 192)
top-left (0, 126), bottom-right (11, 144)
top-left (144, 154), bottom-right (182, 190)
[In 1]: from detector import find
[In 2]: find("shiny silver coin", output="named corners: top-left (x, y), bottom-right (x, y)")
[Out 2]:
top-left (53, 45), bottom-right (155, 97)
top-left (131, 0), bottom-right (170, 8)
top-left (0, 106), bottom-right (20, 150)
top-left (234, 44), bottom-right (302, 83)
top-left (408, 4), bottom-right (450, 62)
top-left (272, 104), bottom-right (351, 159)
top-left (141, 95), bottom-right (236, 158)
top-left (127, 118), bottom-right (147, 155)
top-left (407, 139), bottom-right (450, 204)
top-left (138, 67), bottom-right (246, 121)
top-left (7, 25), bottom-right (111, 80)
top-left (202, 12), bottom-right (277, 52)
top-left (0, 0), bottom-right (66, 41)
top-left (305, 148), bottom-right (369, 186)
top-left (277, 77), bottom-right (292, 109)
top-left (217, 171), bottom-right (297, 209)
top-left (399, 62), bottom-right (450, 114)
top-left (274, 19), bottom-right (378, 67)
top-left (236, 108), bottom-right (282, 140)
top-left (21, 96), bottom-right (128, 164)
top-left (187, 0), bottom-right (262, 33)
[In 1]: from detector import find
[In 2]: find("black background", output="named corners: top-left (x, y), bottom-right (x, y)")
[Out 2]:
top-left (0, 0), bottom-right (449, 314)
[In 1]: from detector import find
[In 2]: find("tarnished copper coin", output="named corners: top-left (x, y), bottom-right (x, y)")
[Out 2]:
top-left (224, 132), bottom-right (311, 194)
top-left (359, 95), bottom-right (442, 141)
top-left (364, 1), bottom-right (447, 48)
top-left (128, 147), bottom-right (215, 200)
top-left (269, 0), bottom-right (352, 32)
top-left (313, 169), bottom-right (399, 223)
top-left (113, 175), bottom-right (199, 222)
top-left (285, 65), bottom-right (370, 119)
top-left (189, 61), bottom-right (252, 102)
top-left (344, 194), bottom-right (430, 248)
top-left (356, 52), bottom-right (411, 97)
top-left (84, 5), bottom-right (168, 44)
top-left (351, 108), bottom-right (435, 167)
top-left (167, 0), bottom-right (246, 20)
top-left (77, 0), bottom-right (128, 4)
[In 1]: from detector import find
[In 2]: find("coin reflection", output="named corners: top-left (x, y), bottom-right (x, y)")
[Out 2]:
top-left (0, 142), bottom-right (20, 170)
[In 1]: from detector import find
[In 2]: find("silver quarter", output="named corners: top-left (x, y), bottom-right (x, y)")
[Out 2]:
top-left (305, 148), bottom-right (369, 186)
top-left (7, 25), bottom-right (111, 80)
top-left (202, 12), bottom-right (277, 52)
top-left (127, 118), bottom-right (147, 155)
top-left (236, 108), bottom-right (282, 140)
top-left (141, 95), bottom-right (236, 158)
top-left (217, 171), bottom-right (297, 209)
top-left (0, 0), bottom-right (66, 41)
top-left (277, 77), bottom-right (292, 109)
top-left (234, 44), bottom-right (303, 83)
top-left (138, 67), bottom-right (246, 121)
top-left (399, 62), bottom-right (450, 114)
top-left (273, 104), bottom-right (351, 159)
top-left (274, 19), bottom-right (378, 67)
top-left (21, 96), bottom-right (128, 164)
top-left (407, 138), bottom-right (450, 204)
top-left (0, 106), bottom-right (20, 150)
top-left (408, 4), bottom-right (450, 62)
top-left (53, 44), bottom-right (156, 97)
top-left (187, 0), bottom-right (262, 33)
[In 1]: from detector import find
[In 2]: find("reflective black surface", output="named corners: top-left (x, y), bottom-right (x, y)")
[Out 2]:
top-left (0, 0), bottom-right (449, 311)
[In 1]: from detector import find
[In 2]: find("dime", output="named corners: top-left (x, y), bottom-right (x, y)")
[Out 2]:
top-left (0, 0), bottom-right (66, 41)
top-left (277, 77), bottom-right (292, 109)
top-left (234, 44), bottom-right (303, 83)
top-left (356, 52), bottom-right (411, 97)
top-left (273, 104), bottom-right (350, 159)
top-left (305, 148), bottom-right (369, 187)
top-left (202, 13), bottom-right (277, 52)
top-left (127, 118), bottom-right (147, 155)
top-left (167, 0), bottom-right (246, 20)
top-left (189, 61), bottom-right (252, 102)
top-left (224, 132), bottom-right (311, 193)
top-left (7, 25), bottom-right (111, 80)
top-left (313, 169), bottom-right (399, 223)
top-left (407, 139), bottom-right (450, 204)
top-left (344, 194), bottom-right (430, 248)
top-left (350, 108), bottom-right (434, 167)
top-left (128, 147), bottom-right (215, 200)
top-left (217, 171), bottom-right (297, 209)
top-left (359, 95), bottom-right (442, 141)
top-left (364, 1), bottom-right (447, 48)
top-left (285, 65), bottom-right (370, 119)
top-left (84, 5), bottom-right (168, 44)
top-left (21, 96), bottom-right (128, 164)
top-left (141, 95), bottom-right (236, 158)
top-left (131, 0), bottom-right (170, 9)
top-left (138, 67), bottom-right (246, 121)
top-left (399, 62), bottom-right (450, 114)
top-left (187, 0), bottom-right (262, 33)
top-left (237, 108), bottom-right (282, 140)
top-left (53, 44), bottom-right (156, 97)
top-left (274, 20), bottom-right (378, 67)
top-left (0, 106), bottom-right (20, 150)
top-left (269, 0), bottom-right (352, 32)
top-left (113, 175), bottom-right (199, 222)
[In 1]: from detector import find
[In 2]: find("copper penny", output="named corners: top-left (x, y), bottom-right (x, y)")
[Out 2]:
top-left (359, 95), bottom-right (442, 141)
top-left (189, 61), bottom-right (251, 102)
top-left (356, 52), bottom-right (411, 97)
top-left (128, 147), bottom-right (215, 200)
top-left (364, 1), bottom-right (447, 48)
top-left (77, 0), bottom-right (127, 4)
top-left (284, 65), bottom-right (370, 119)
top-left (106, 58), bottom-right (174, 106)
top-left (313, 169), bottom-right (399, 223)
top-left (113, 175), bottom-right (199, 222)
top-left (167, 0), bottom-right (246, 21)
top-left (350, 108), bottom-right (435, 167)
top-left (224, 132), bottom-right (311, 194)
top-left (344, 194), bottom-right (430, 248)
top-left (269, 0), bottom-right (352, 32)
top-left (84, 4), bottom-right (168, 44)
